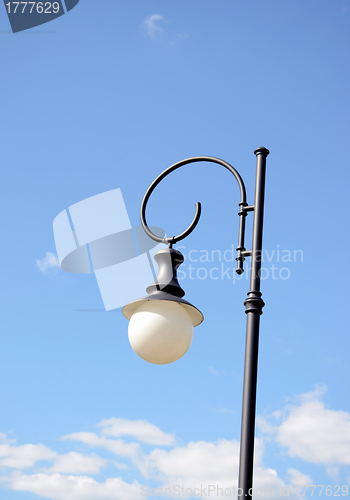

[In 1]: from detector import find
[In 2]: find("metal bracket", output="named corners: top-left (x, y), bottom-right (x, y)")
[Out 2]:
top-left (140, 156), bottom-right (249, 272)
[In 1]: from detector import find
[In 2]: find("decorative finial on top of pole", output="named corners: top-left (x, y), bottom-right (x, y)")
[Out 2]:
top-left (254, 147), bottom-right (270, 157)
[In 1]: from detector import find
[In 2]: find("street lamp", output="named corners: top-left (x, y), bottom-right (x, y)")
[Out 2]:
top-left (122, 147), bottom-right (270, 499)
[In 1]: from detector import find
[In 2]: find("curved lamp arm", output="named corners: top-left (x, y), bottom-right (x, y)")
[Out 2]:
top-left (140, 156), bottom-right (249, 273)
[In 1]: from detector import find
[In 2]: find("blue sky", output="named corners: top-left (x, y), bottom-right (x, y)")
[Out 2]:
top-left (1, 1), bottom-right (350, 498)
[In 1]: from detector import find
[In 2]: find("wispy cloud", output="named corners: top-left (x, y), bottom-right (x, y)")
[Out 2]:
top-left (216, 407), bottom-right (235, 415)
top-left (169, 33), bottom-right (189, 47)
top-left (142, 14), bottom-right (164, 40)
top-left (0, 433), bottom-right (16, 445)
top-left (257, 384), bottom-right (350, 468)
top-left (61, 432), bottom-right (140, 458)
top-left (141, 15), bottom-right (189, 46)
top-left (36, 252), bottom-right (60, 274)
top-left (285, 468), bottom-right (312, 487)
top-left (208, 365), bottom-right (220, 376)
top-left (98, 418), bottom-right (175, 446)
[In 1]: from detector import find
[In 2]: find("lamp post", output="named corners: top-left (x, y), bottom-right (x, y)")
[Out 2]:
top-left (123, 147), bottom-right (270, 499)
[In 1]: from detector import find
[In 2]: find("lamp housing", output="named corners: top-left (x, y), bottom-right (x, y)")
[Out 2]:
top-left (122, 247), bottom-right (203, 364)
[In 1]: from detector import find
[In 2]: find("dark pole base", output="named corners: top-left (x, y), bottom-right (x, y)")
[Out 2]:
top-left (238, 304), bottom-right (263, 499)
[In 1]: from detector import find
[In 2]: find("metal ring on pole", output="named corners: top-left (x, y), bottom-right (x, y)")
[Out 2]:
top-left (140, 156), bottom-right (247, 247)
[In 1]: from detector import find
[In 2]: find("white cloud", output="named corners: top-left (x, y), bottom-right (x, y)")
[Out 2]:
top-left (61, 432), bottom-right (140, 458)
top-left (36, 252), bottom-right (60, 273)
top-left (1, 402), bottom-right (350, 500)
top-left (0, 443), bottom-right (56, 469)
top-left (148, 438), bottom-right (239, 485)
top-left (142, 14), bottom-right (164, 39)
top-left (256, 415), bottom-right (277, 436)
top-left (0, 440), bottom-right (106, 476)
top-left (49, 452), bottom-right (107, 475)
top-left (258, 385), bottom-right (350, 465)
top-left (326, 466), bottom-right (340, 481)
top-left (112, 461), bottom-right (128, 470)
top-left (8, 473), bottom-right (142, 500)
top-left (98, 418), bottom-right (175, 446)
top-left (0, 433), bottom-right (16, 444)
top-left (285, 468), bottom-right (312, 487)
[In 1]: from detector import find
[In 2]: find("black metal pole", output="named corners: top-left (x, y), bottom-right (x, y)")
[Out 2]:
top-left (238, 147), bottom-right (269, 500)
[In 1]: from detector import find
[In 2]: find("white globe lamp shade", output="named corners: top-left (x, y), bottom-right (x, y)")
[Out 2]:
top-left (128, 300), bottom-right (194, 365)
